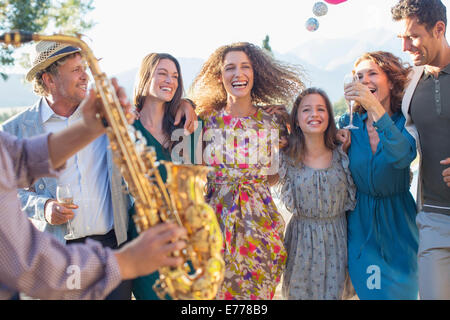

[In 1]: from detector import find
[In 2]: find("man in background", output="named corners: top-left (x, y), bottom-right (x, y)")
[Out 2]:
top-left (392, 0), bottom-right (450, 299)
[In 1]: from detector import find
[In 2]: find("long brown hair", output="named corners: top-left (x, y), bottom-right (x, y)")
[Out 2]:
top-left (285, 88), bottom-right (338, 165)
top-left (133, 53), bottom-right (185, 151)
top-left (189, 42), bottom-right (305, 116)
top-left (353, 51), bottom-right (411, 114)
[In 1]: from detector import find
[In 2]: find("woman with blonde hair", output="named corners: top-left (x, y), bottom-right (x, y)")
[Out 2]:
top-left (339, 51), bottom-right (419, 299)
top-left (189, 42), bottom-right (304, 300)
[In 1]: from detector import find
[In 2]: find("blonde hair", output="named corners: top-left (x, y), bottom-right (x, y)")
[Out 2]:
top-left (189, 42), bottom-right (305, 116)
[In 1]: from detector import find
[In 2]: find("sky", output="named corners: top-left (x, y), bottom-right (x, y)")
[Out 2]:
top-left (76, 0), bottom-right (449, 75)
top-left (5, 0), bottom-right (450, 76)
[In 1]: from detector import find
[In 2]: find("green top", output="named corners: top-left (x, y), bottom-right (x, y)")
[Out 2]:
top-left (128, 117), bottom-right (203, 300)
top-left (133, 119), bottom-right (172, 182)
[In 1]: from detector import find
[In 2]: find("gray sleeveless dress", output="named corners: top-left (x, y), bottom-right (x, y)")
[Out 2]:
top-left (276, 147), bottom-right (356, 300)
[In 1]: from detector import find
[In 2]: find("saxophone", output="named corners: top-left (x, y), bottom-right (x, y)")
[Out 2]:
top-left (1, 31), bottom-right (224, 300)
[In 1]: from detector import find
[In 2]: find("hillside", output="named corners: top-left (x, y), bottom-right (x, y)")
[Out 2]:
top-left (0, 74), bottom-right (37, 108)
top-left (0, 28), bottom-right (411, 108)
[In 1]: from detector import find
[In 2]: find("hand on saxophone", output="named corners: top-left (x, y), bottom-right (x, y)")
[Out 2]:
top-left (114, 222), bottom-right (188, 280)
top-left (81, 77), bottom-right (135, 136)
top-left (48, 77), bottom-right (135, 169)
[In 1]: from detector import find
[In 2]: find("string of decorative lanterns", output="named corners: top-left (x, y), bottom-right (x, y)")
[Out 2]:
top-left (305, 0), bottom-right (348, 32)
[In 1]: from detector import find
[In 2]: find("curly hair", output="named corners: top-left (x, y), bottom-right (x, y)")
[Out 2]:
top-left (133, 53), bottom-right (185, 151)
top-left (32, 52), bottom-right (81, 97)
top-left (285, 87), bottom-right (338, 166)
top-left (189, 42), bottom-right (305, 116)
top-left (352, 51), bottom-right (411, 115)
top-left (391, 0), bottom-right (447, 33)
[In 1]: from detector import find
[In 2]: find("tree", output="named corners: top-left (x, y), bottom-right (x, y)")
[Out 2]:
top-left (332, 96), bottom-right (349, 119)
top-left (0, 0), bottom-right (95, 80)
top-left (262, 35), bottom-right (272, 54)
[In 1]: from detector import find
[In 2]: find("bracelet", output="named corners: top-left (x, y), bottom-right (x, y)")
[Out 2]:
top-left (183, 98), bottom-right (196, 109)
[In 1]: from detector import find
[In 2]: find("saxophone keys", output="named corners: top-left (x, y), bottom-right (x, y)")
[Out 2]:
top-left (127, 129), bottom-right (136, 143)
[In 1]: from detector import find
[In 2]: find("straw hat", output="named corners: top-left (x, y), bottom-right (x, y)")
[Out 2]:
top-left (26, 41), bottom-right (81, 82)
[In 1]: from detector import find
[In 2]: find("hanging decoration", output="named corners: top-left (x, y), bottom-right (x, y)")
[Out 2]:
top-left (312, 2), bottom-right (328, 17)
top-left (324, 0), bottom-right (347, 4)
top-left (306, 0), bottom-right (348, 32)
top-left (305, 17), bottom-right (319, 32)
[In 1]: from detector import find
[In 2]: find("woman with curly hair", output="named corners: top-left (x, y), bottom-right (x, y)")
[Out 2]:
top-left (190, 42), bottom-right (304, 300)
top-left (338, 51), bottom-right (419, 299)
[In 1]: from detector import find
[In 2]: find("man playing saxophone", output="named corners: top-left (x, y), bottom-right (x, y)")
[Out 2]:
top-left (0, 77), bottom-right (188, 300)
top-left (1, 40), bottom-right (197, 299)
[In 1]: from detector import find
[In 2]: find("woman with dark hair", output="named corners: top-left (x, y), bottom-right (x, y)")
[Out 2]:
top-left (128, 53), bottom-right (200, 300)
top-left (133, 53), bottom-right (195, 153)
top-left (190, 42), bottom-right (305, 300)
top-left (274, 88), bottom-right (356, 300)
top-left (339, 51), bottom-right (419, 299)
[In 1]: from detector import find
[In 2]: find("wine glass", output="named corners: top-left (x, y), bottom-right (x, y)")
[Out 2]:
top-left (343, 73), bottom-right (359, 130)
top-left (56, 184), bottom-right (75, 240)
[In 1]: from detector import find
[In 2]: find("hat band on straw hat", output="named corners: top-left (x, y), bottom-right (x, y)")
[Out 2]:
top-left (26, 43), bottom-right (82, 82)
top-left (48, 46), bottom-right (80, 58)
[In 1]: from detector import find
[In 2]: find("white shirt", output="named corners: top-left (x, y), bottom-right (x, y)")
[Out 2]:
top-left (40, 98), bottom-right (113, 239)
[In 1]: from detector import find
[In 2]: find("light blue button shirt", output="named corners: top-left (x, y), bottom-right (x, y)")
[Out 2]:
top-left (40, 99), bottom-right (113, 239)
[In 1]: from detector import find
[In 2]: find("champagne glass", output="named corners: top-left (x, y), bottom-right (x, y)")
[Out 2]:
top-left (56, 184), bottom-right (75, 240)
top-left (343, 73), bottom-right (359, 129)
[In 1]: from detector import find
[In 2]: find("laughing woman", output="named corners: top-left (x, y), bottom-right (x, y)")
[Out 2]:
top-left (128, 53), bottom-right (199, 300)
top-left (339, 51), bottom-right (419, 299)
top-left (189, 42), bottom-right (305, 300)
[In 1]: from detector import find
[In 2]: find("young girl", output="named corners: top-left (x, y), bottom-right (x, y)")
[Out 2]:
top-left (276, 88), bottom-right (356, 300)
top-left (189, 42), bottom-right (305, 300)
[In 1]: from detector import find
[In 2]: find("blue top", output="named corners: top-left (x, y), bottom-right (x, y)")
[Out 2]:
top-left (338, 111), bottom-right (419, 300)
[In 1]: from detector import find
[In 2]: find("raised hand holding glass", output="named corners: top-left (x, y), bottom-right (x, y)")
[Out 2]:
top-left (343, 73), bottom-right (359, 130)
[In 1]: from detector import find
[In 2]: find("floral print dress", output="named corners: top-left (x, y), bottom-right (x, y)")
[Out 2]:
top-left (203, 108), bottom-right (287, 300)
top-left (277, 147), bottom-right (356, 300)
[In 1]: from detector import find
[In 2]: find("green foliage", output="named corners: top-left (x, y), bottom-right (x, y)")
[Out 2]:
top-left (0, 0), bottom-right (95, 79)
top-left (262, 35), bottom-right (272, 53)
top-left (49, 0), bottom-right (95, 34)
top-left (0, 108), bottom-right (21, 124)
top-left (332, 96), bottom-right (348, 119)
